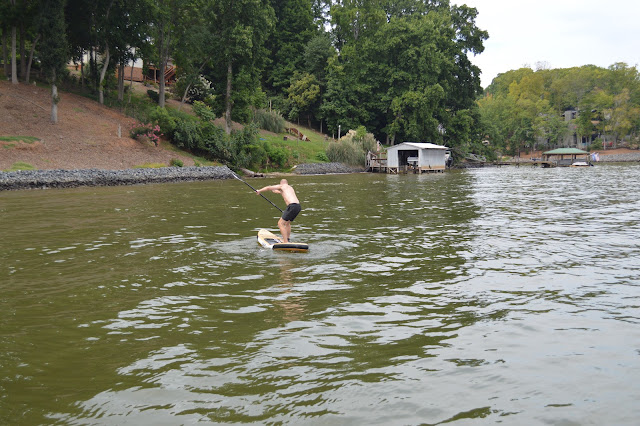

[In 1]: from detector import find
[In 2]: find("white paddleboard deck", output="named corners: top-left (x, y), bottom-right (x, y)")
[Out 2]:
top-left (257, 229), bottom-right (309, 252)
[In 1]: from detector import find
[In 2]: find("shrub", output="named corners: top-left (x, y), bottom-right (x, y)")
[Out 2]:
top-left (266, 144), bottom-right (289, 168)
top-left (315, 151), bottom-right (329, 162)
top-left (326, 139), bottom-right (364, 165)
top-left (129, 123), bottom-right (163, 146)
top-left (253, 108), bottom-right (286, 133)
top-left (170, 158), bottom-right (184, 167)
top-left (147, 89), bottom-right (159, 103)
top-left (589, 140), bottom-right (603, 151)
top-left (172, 119), bottom-right (203, 150)
top-left (341, 126), bottom-right (377, 153)
top-left (192, 101), bottom-right (217, 122)
top-left (149, 107), bottom-right (177, 138)
top-left (326, 126), bottom-right (379, 166)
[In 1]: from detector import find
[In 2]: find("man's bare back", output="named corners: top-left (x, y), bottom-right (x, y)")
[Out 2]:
top-left (256, 179), bottom-right (299, 205)
top-left (255, 179), bottom-right (301, 243)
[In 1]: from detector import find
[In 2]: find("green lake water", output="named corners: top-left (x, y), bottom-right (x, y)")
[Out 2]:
top-left (2, 165), bottom-right (640, 425)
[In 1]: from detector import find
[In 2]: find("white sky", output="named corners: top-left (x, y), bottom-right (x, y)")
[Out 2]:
top-left (454, 0), bottom-right (640, 88)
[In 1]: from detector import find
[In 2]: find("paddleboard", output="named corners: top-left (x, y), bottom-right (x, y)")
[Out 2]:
top-left (257, 229), bottom-right (309, 252)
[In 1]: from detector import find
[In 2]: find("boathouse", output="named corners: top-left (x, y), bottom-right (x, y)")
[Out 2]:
top-left (542, 148), bottom-right (591, 167)
top-left (385, 142), bottom-right (448, 173)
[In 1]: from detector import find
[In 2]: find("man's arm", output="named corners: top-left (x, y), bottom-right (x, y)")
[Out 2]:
top-left (256, 184), bottom-right (282, 194)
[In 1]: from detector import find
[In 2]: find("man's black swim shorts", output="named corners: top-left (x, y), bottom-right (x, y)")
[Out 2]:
top-left (281, 203), bottom-right (301, 221)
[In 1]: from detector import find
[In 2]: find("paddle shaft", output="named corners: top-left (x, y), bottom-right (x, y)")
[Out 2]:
top-left (230, 172), bottom-right (283, 213)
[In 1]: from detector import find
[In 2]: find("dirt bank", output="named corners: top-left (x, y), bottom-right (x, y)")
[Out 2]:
top-left (0, 80), bottom-right (196, 171)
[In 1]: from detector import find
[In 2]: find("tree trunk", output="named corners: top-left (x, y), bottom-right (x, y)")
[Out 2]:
top-left (225, 59), bottom-right (233, 135)
top-left (159, 58), bottom-right (166, 107)
top-left (80, 54), bottom-right (85, 88)
top-left (25, 34), bottom-right (40, 84)
top-left (90, 48), bottom-right (96, 90)
top-left (117, 59), bottom-right (125, 102)
top-left (128, 58), bottom-right (134, 103)
top-left (19, 23), bottom-right (26, 78)
top-left (179, 82), bottom-right (193, 111)
top-left (2, 31), bottom-right (9, 76)
top-left (11, 26), bottom-right (18, 84)
top-left (98, 44), bottom-right (110, 104)
top-left (51, 70), bottom-right (58, 123)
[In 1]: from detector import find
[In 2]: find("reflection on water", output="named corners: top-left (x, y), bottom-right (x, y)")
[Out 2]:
top-left (2, 166), bottom-right (640, 424)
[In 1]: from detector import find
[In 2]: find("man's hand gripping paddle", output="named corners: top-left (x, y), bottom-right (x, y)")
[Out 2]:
top-left (229, 171), bottom-right (283, 213)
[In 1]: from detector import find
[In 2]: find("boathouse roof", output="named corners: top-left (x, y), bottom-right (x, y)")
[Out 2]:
top-left (388, 142), bottom-right (448, 150)
top-left (543, 148), bottom-right (589, 155)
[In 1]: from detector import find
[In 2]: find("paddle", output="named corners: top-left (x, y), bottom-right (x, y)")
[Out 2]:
top-left (229, 171), bottom-right (283, 213)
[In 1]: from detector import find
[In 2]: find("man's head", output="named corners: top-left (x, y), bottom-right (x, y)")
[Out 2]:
top-left (280, 179), bottom-right (288, 185)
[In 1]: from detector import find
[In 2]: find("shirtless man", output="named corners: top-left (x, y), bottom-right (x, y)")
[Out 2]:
top-left (256, 179), bottom-right (301, 243)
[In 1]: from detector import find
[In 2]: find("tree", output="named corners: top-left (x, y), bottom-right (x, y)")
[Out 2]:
top-left (303, 32), bottom-right (334, 84)
top-left (208, 0), bottom-right (274, 134)
top-left (608, 89), bottom-right (640, 145)
top-left (264, 0), bottom-right (314, 96)
top-left (330, 0), bottom-right (386, 50)
top-left (322, 2), bottom-right (486, 145)
top-left (147, 0), bottom-right (182, 108)
top-left (170, 0), bottom-right (217, 108)
top-left (38, 0), bottom-right (69, 123)
top-left (287, 72), bottom-right (320, 127)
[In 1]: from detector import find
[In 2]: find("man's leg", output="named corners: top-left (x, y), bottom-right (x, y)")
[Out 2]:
top-left (284, 221), bottom-right (291, 242)
top-left (278, 218), bottom-right (291, 243)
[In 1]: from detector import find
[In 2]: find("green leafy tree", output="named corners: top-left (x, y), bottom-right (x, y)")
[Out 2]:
top-left (287, 72), bottom-right (320, 127)
top-left (303, 32), bottom-right (334, 84)
top-left (323, 2), bottom-right (486, 146)
top-left (608, 89), bottom-right (640, 145)
top-left (264, 0), bottom-right (314, 95)
top-left (208, 0), bottom-right (274, 134)
top-left (330, 0), bottom-right (386, 49)
top-left (171, 1), bottom-right (217, 107)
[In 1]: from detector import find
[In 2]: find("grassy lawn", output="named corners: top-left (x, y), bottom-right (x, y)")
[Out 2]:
top-left (260, 131), bottom-right (329, 166)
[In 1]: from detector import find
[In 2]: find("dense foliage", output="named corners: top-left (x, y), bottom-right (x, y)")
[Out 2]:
top-left (478, 64), bottom-right (640, 155)
top-left (2, 1), bottom-right (488, 153)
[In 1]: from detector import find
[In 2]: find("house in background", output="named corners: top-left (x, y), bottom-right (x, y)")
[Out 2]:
top-left (385, 142), bottom-right (448, 173)
top-left (120, 58), bottom-right (177, 86)
top-left (69, 49), bottom-right (177, 86)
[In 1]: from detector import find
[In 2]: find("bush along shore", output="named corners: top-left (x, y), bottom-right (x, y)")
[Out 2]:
top-left (0, 163), bottom-right (364, 191)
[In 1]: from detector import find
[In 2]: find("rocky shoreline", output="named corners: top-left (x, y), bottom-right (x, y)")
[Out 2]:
top-left (2, 155), bottom-right (637, 191)
top-left (0, 162), bottom-right (363, 191)
top-left (294, 162), bottom-right (365, 175)
top-left (596, 152), bottom-right (640, 162)
top-left (0, 166), bottom-right (235, 191)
